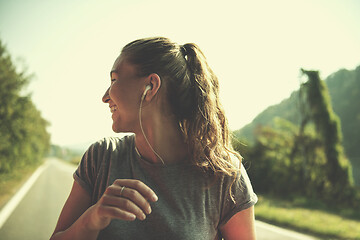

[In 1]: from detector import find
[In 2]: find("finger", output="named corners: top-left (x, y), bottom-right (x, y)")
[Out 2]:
top-left (107, 185), bottom-right (152, 215)
top-left (101, 194), bottom-right (147, 221)
top-left (114, 179), bottom-right (158, 202)
top-left (98, 205), bottom-right (136, 221)
top-left (106, 185), bottom-right (152, 215)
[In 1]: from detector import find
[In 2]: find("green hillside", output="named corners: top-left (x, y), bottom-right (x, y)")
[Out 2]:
top-left (234, 66), bottom-right (360, 185)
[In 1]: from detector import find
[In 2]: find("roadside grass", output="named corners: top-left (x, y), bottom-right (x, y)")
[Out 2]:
top-left (256, 195), bottom-right (360, 239)
top-left (0, 162), bottom-right (42, 210)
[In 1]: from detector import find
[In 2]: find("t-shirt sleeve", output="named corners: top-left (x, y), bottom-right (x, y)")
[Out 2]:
top-left (219, 163), bottom-right (258, 226)
top-left (73, 142), bottom-right (101, 196)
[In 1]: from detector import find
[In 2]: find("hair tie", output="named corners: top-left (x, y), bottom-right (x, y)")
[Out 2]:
top-left (180, 45), bottom-right (187, 59)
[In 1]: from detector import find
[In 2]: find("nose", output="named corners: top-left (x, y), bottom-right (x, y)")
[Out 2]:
top-left (102, 87), bottom-right (110, 103)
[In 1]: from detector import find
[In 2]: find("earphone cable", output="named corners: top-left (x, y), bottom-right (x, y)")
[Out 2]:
top-left (139, 94), bottom-right (165, 165)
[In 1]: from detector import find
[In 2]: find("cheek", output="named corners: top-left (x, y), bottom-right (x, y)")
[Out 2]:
top-left (109, 84), bottom-right (124, 104)
top-left (109, 85), bottom-right (139, 110)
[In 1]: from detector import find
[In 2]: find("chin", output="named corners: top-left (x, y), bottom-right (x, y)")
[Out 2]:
top-left (112, 125), bottom-right (122, 133)
top-left (111, 122), bottom-right (121, 133)
top-left (112, 122), bottom-right (135, 134)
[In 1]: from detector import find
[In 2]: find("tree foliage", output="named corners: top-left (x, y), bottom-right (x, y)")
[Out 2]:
top-left (300, 70), bottom-right (353, 195)
top-left (234, 69), bottom-right (357, 206)
top-left (326, 67), bottom-right (360, 184)
top-left (0, 38), bottom-right (50, 173)
top-left (235, 66), bottom-right (360, 186)
top-left (243, 119), bottom-right (321, 194)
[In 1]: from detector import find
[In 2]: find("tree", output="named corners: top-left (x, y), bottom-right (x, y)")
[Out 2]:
top-left (234, 69), bottom-right (356, 205)
top-left (300, 69), bottom-right (353, 201)
top-left (0, 38), bottom-right (50, 172)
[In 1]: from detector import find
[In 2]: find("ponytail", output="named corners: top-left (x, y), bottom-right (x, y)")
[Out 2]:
top-left (181, 43), bottom-right (240, 177)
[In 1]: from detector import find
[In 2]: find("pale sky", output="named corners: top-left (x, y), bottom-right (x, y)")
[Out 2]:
top-left (1, 0), bottom-right (359, 146)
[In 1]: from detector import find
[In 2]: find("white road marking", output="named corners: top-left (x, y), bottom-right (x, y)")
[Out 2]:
top-left (256, 220), bottom-right (318, 240)
top-left (0, 162), bottom-right (49, 229)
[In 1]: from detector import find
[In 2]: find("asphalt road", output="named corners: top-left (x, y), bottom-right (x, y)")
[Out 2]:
top-left (0, 158), bottom-right (317, 240)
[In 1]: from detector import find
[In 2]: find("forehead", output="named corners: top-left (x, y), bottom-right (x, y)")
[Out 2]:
top-left (110, 55), bottom-right (138, 78)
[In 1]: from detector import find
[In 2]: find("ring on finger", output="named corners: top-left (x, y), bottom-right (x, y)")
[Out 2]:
top-left (120, 186), bottom-right (126, 197)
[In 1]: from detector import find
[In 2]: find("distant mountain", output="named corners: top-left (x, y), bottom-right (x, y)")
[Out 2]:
top-left (234, 65), bottom-right (360, 185)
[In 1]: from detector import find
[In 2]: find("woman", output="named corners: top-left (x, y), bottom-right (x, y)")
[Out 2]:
top-left (51, 37), bottom-right (257, 240)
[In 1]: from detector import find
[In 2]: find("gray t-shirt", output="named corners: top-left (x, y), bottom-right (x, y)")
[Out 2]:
top-left (74, 134), bottom-right (257, 240)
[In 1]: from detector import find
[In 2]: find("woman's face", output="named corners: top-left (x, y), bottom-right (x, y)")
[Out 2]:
top-left (102, 56), bottom-right (145, 133)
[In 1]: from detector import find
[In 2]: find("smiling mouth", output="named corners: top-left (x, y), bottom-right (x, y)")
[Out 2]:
top-left (110, 106), bottom-right (117, 113)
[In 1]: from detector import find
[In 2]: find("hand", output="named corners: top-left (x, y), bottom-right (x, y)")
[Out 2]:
top-left (85, 179), bottom-right (158, 231)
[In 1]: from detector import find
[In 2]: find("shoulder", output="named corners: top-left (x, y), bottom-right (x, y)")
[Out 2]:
top-left (218, 155), bottom-right (257, 226)
top-left (74, 134), bottom-right (135, 190)
top-left (87, 134), bottom-right (135, 154)
top-left (227, 153), bottom-right (251, 182)
top-left (81, 134), bottom-right (135, 169)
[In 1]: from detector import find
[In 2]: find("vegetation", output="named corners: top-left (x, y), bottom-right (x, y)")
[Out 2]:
top-left (255, 195), bottom-right (360, 240)
top-left (0, 163), bottom-right (39, 209)
top-left (235, 66), bottom-right (360, 186)
top-left (0, 38), bottom-right (50, 173)
top-left (234, 70), bottom-right (356, 205)
top-left (299, 69), bottom-right (353, 202)
top-left (232, 67), bottom-right (360, 238)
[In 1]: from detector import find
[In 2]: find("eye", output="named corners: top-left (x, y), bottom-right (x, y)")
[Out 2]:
top-left (111, 78), bottom-right (116, 84)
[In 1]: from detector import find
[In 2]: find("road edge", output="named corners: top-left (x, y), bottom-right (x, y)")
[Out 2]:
top-left (0, 162), bottom-right (49, 229)
top-left (256, 220), bottom-right (318, 240)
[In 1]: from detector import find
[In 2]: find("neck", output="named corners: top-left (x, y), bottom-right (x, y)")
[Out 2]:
top-left (134, 112), bottom-right (189, 164)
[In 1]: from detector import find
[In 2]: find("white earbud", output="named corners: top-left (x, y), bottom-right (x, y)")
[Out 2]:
top-left (143, 85), bottom-right (152, 97)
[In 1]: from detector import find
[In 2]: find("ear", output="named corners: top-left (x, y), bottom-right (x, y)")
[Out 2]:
top-left (144, 73), bottom-right (161, 101)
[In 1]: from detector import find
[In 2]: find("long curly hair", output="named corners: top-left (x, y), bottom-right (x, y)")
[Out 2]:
top-left (120, 37), bottom-right (242, 199)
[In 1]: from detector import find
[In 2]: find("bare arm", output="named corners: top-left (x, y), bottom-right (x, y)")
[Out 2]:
top-left (50, 179), bottom-right (158, 240)
top-left (220, 206), bottom-right (256, 240)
